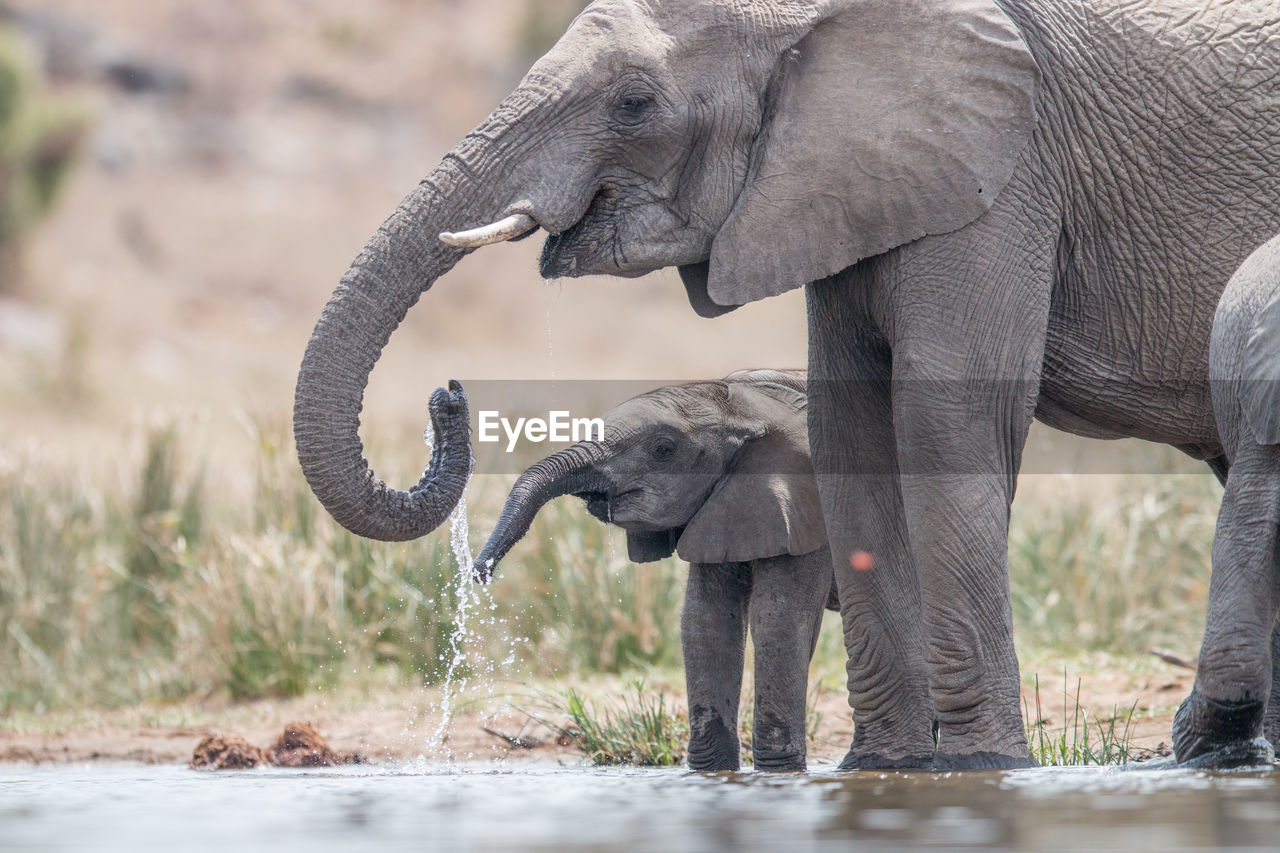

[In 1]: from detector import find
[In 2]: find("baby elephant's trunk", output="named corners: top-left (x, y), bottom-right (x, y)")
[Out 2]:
top-left (473, 443), bottom-right (608, 582)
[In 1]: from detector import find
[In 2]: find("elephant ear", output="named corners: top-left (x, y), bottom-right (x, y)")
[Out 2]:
top-left (707, 0), bottom-right (1039, 306)
top-left (1243, 283), bottom-right (1280, 444)
top-left (723, 369), bottom-right (807, 412)
top-left (677, 385), bottom-right (826, 564)
top-left (626, 528), bottom-right (683, 563)
top-left (678, 262), bottom-right (739, 319)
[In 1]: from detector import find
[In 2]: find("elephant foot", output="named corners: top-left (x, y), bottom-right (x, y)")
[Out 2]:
top-left (687, 749), bottom-right (740, 773)
top-left (1175, 737), bottom-right (1275, 771)
top-left (836, 750), bottom-right (936, 771)
top-left (1172, 691), bottom-right (1269, 767)
top-left (1263, 704), bottom-right (1280, 754)
top-left (750, 711), bottom-right (805, 771)
top-left (751, 750), bottom-right (806, 772)
top-left (686, 714), bottom-right (740, 772)
top-left (930, 751), bottom-right (1037, 771)
top-left (687, 752), bottom-right (740, 772)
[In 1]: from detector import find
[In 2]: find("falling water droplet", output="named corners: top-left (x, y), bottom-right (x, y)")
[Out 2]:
top-left (606, 502), bottom-right (618, 563)
top-left (544, 279), bottom-right (557, 380)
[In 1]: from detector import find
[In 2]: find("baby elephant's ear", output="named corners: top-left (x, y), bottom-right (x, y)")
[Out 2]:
top-left (677, 388), bottom-right (826, 564)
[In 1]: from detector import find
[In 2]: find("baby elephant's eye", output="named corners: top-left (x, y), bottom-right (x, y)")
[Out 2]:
top-left (650, 438), bottom-right (676, 460)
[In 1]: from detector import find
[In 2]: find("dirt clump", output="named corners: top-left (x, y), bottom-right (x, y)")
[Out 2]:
top-left (266, 721), bottom-right (362, 768)
top-left (190, 722), bottom-right (361, 770)
top-left (190, 735), bottom-right (267, 770)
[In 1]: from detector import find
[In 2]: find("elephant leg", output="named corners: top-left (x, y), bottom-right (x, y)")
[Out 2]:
top-left (807, 282), bottom-right (937, 769)
top-left (885, 185), bottom-right (1054, 770)
top-left (1173, 443), bottom-right (1280, 768)
top-left (747, 550), bottom-right (833, 771)
top-left (1266, 620), bottom-right (1280, 749)
top-left (682, 561), bottom-right (751, 771)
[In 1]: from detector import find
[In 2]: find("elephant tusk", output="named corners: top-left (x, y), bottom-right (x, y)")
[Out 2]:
top-left (439, 214), bottom-right (538, 248)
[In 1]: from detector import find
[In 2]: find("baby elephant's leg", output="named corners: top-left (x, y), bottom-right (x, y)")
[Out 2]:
top-left (748, 549), bottom-right (833, 771)
top-left (683, 562), bottom-right (751, 771)
top-left (1174, 442), bottom-right (1280, 767)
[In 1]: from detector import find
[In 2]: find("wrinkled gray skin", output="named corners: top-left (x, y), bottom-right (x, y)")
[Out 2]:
top-left (475, 370), bottom-right (835, 771)
top-left (1171, 237), bottom-right (1280, 768)
top-left (294, 0), bottom-right (1280, 769)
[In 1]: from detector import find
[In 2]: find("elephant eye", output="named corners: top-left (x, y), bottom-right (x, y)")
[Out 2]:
top-left (614, 92), bottom-right (654, 124)
top-left (650, 437), bottom-right (676, 460)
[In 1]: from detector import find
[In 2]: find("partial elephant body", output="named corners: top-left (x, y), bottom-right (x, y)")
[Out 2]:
top-left (1013, 2), bottom-right (1280, 451)
top-left (295, 0), bottom-right (1280, 769)
top-left (1170, 236), bottom-right (1280, 767)
top-left (683, 551), bottom-right (834, 771)
top-left (475, 371), bottom-right (836, 771)
top-left (805, 1), bottom-right (1280, 768)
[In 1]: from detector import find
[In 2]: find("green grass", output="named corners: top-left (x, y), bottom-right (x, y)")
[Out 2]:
top-left (523, 677), bottom-right (832, 767)
top-left (0, 419), bottom-right (686, 713)
top-left (513, 496), bottom-right (685, 674)
top-left (0, 418), bottom-right (1220, 734)
top-left (1024, 673), bottom-right (1141, 766)
top-left (1009, 474), bottom-right (1218, 655)
top-left (542, 680), bottom-right (689, 767)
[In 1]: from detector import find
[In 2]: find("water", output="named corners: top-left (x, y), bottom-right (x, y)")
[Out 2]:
top-left (544, 279), bottom-right (557, 379)
top-left (420, 420), bottom-right (514, 761)
top-left (427, 495), bottom-right (479, 757)
top-left (4, 763), bottom-right (1280, 851)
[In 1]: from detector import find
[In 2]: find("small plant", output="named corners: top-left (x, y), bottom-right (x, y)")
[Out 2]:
top-left (115, 424), bottom-right (205, 649)
top-left (1024, 672), bottom-right (1139, 766)
top-left (539, 680), bottom-right (688, 766)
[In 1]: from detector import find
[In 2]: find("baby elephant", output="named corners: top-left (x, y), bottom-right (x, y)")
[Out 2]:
top-left (475, 370), bottom-right (834, 771)
top-left (1174, 236), bottom-right (1280, 766)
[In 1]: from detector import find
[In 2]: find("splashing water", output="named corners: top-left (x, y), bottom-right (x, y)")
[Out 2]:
top-left (420, 417), bottom-right (521, 763)
top-left (428, 494), bottom-right (477, 759)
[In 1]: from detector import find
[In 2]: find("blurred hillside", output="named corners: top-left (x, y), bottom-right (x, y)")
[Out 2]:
top-left (0, 0), bottom-right (808, 477)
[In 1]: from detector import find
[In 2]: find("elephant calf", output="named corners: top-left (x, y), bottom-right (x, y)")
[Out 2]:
top-left (1173, 236), bottom-right (1280, 766)
top-left (475, 369), bottom-right (835, 771)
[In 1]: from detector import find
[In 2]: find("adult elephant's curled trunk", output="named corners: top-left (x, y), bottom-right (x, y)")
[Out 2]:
top-left (293, 146), bottom-right (520, 541)
top-left (473, 443), bottom-right (609, 582)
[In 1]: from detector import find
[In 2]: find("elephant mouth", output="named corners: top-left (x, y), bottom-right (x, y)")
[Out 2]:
top-left (577, 487), bottom-right (642, 524)
top-left (577, 490), bottom-right (613, 523)
top-left (539, 186), bottom-right (637, 279)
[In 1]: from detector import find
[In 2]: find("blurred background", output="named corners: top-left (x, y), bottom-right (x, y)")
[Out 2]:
top-left (0, 0), bottom-right (816, 716)
top-left (0, 0), bottom-right (809, 470)
top-left (0, 0), bottom-right (1218, 757)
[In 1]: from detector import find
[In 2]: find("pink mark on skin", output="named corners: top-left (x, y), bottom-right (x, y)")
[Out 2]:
top-left (850, 551), bottom-right (875, 572)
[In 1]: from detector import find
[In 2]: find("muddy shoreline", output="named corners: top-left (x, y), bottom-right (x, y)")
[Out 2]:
top-left (0, 665), bottom-right (1191, 767)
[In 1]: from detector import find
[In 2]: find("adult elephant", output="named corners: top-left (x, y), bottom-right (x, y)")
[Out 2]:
top-left (294, 0), bottom-right (1280, 769)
